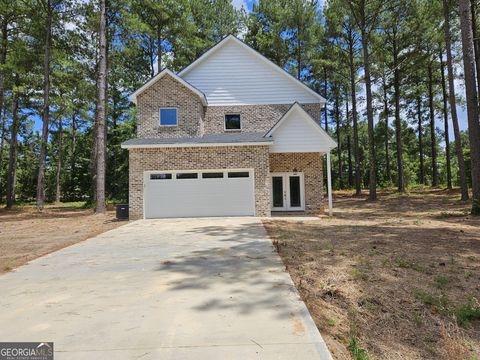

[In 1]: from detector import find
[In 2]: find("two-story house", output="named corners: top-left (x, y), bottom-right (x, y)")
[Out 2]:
top-left (122, 35), bottom-right (336, 219)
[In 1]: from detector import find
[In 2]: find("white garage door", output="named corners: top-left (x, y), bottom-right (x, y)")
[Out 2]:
top-left (144, 169), bottom-right (255, 218)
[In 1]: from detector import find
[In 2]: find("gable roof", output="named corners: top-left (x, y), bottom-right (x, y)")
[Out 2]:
top-left (130, 68), bottom-right (208, 106)
top-left (178, 35), bottom-right (326, 104)
top-left (265, 102), bottom-right (337, 149)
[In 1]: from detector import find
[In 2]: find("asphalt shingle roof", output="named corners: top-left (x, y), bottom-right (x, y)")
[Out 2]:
top-left (122, 132), bottom-right (272, 147)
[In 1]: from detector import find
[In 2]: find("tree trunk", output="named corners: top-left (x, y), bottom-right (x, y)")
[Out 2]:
top-left (36, 0), bottom-right (52, 210)
top-left (297, 26), bottom-right (301, 80)
top-left (149, 37), bottom-right (155, 78)
top-left (0, 20), bottom-right (8, 188)
top-left (348, 28), bottom-right (361, 195)
top-left (70, 112), bottom-right (77, 198)
top-left (323, 67), bottom-right (328, 132)
top-left (459, 0), bottom-right (480, 214)
top-left (6, 86), bottom-right (19, 209)
top-left (157, 27), bottom-right (162, 74)
top-left (392, 37), bottom-right (404, 192)
top-left (428, 62), bottom-right (439, 187)
top-left (439, 46), bottom-right (452, 189)
top-left (346, 89), bottom-right (353, 187)
top-left (55, 117), bottom-right (63, 203)
top-left (110, 95), bottom-right (118, 197)
top-left (444, 0), bottom-right (469, 200)
top-left (335, 92), bottom-right (342, 187)
top-left (0, 108), bottom-right (6, 199)
top-left (417, 97), bottom-right (425, 185)
top-left (95, 0), bottom-right (108, 214)
top-left (382, 79), bottom-right (391, 184)
top-left (471, 0), bottom-right (480, 106)
top-left (361, 28), bottom-right (377, 200)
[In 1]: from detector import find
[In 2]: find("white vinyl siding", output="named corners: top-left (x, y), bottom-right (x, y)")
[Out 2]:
top-left (181, 40), bottom-right (320, 106)
top-left (269, 108), bottom-right (333, 153)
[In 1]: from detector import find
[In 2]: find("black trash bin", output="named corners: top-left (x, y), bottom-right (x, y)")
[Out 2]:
top-left (116, 204), bottom-right (129, 220)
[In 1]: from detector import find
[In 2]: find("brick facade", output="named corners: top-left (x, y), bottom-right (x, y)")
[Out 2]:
top-left (136, 74), bottom-right (205, 138)
top-left (203, 103), bottom-right (322, 134)
top-left (269, 152), bottom-right (324, 214)
top-left (128, 145), bottom-right (271, 220)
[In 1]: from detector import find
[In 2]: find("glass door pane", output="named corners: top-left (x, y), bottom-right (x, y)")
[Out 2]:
top-left (272, 176), bottom-right (284, 208)
top-left (289, 176), bottom-right (301, 207)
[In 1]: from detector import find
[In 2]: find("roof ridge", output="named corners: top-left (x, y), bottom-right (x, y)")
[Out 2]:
top-left (130, 68), bottom-right (208, 105)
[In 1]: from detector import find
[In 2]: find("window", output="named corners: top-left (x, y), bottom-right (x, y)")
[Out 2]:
top-left (160, 108), bottom-right (177, 126)
top-left (225, 114), bottom-right (241, 130)
top-left (202, 172), bottom-right (224, 179)
top-left (228, 171), bottom-right (249, 178)
top-left (176, 173), bottom-right (198, 179)
top-left (150, 173), bottom-right (172, 180)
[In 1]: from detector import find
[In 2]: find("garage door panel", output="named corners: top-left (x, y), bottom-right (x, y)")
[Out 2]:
top-left (144, 170), bottom-right (255, 218)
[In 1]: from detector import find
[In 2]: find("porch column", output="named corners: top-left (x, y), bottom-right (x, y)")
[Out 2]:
top-left (326, 151), bottom-right (333, 216)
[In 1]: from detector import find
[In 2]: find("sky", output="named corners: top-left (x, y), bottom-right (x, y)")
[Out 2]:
top-left (231, 0), bottom-right (257, 11)
top-left (229, 0), bottom-right (469, 143)
top-left (34, 0), bottom-right (469, 144)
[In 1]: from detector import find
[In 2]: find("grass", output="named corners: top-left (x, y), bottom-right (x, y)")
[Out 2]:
top-left (454, 299), bottom-right (480, 327)
top-left (434, 275), bottom-right (449, 289)
top-left (414, 290), bottom-right (480, 327)
top-left (327, 319), bottom-right (337, 327)
top-left (394, 257), bottom-right (425, 272)
top-left (413, 289), bottom-right (437, 306)
top-left (413, 289), bottom-right (449, 312)
top-left (0, 201), bottom-right (88, 209)
top-left (0, 200), bottom-right (126, 210)
top-left (348, 338), bottom-right (369, 360)
top-left (351, 268), bottom-right (369, 281)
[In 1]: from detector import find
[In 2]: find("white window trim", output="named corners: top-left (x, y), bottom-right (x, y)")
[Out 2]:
top-left (159, 107), bottom-right (178, 127)
top-left (224, 113), bottom-right (242, 132)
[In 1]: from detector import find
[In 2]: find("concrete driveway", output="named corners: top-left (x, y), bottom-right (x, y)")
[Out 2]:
top-left (0, 218), bottom-right (331, 360)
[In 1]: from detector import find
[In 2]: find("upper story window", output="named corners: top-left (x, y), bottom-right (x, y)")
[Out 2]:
top-left (160, 108), bottom-right (177, 126)
top-left (225, 114), bottom-right (241, 131)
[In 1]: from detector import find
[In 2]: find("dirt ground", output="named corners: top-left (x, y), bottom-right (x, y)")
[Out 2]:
top-left (263, 189), bottom-right (480, 360)
top-left (0, 204), bottom-right (125, 274)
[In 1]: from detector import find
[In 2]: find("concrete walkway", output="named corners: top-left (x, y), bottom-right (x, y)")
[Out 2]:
top-left (0, 218), bottom-right (331, 360)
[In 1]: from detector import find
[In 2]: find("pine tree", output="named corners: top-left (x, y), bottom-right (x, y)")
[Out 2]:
top-left (458, 0), bottom-right (480, 214)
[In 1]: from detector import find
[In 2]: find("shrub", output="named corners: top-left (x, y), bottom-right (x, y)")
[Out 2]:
top-left (348, 338), bottom-right (369, 360)
top-left (454, 298), bottom-right (480, 327)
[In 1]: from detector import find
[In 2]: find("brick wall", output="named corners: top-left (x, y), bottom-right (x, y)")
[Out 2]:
top-left (203, 103), bottom-right (322, 134)
top-left (128, 145), bottom-right (271, 219)
top-left (135, 74), bottom-right (322, 138)
top-left (269, 152), bottom-right (324, 214)
top-left (136, 74), bottom-right (205, 138)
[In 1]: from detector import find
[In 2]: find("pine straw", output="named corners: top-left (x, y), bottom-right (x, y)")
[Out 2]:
top-left (264, 189), bottom-right (480, 360)
top-left (0, 206), bottom-right (124, 273)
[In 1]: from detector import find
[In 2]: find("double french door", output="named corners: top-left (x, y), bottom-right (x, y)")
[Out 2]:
top-left (271, 173), bottom-right (305, 211)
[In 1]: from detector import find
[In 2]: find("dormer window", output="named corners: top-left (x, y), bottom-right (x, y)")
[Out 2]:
top-left (225, 114), bottom-right (241, 131)
top-left (160, 108), bottom-right (177, 126)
